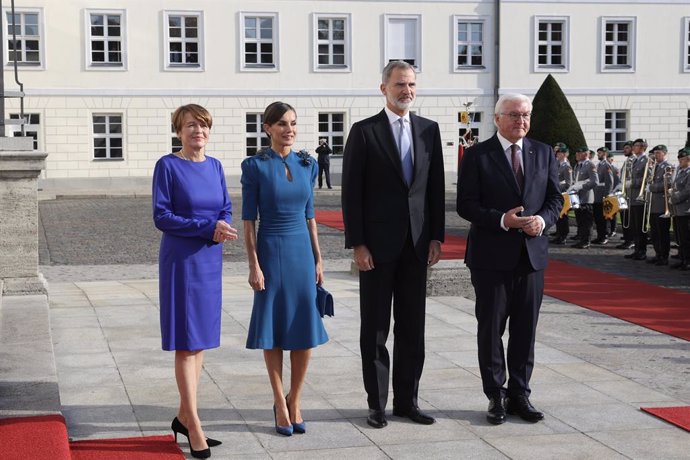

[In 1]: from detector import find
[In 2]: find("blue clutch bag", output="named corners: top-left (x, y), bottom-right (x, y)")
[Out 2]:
top-left (316, 285), bottom-right (334, 318)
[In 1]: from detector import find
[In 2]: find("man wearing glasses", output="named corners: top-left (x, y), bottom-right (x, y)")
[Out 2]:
top-left (457, 94), bottom-right (561, 425)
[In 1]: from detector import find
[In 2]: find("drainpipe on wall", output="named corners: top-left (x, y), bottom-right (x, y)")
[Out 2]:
top-left (494, 0), bottom-right (501, 109)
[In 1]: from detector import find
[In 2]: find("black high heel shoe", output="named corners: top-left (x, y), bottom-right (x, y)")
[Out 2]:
top-left (171, 417), bottom-right (218, 458)
top-left (171, 417), bottom-right (222, 447)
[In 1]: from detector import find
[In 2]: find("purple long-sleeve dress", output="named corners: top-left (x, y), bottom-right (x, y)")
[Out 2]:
top-left (152, 153), bottom-right (232, 351)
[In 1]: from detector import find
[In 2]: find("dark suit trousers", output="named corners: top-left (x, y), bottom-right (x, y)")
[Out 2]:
top-left (620, 209), bottom-right (632, 242)
top-left (470, 245), bottom-right (543, 399)
top-left (675, 216), bottom-right (690, 263)
top-left (318, 163), bottom-right (331, 188)
top-left (574, 204), bottom-right (593, 243)
top-left (630, 204), bottom-right (648, 254)
top-left (593, 202), bottom-right (608, 239)
top-left (649, 212), bottom-right (671, 258)
top-left (555, 214), bottom-right (569, 238)
top-left (359, 235), bottom-right (427, 412)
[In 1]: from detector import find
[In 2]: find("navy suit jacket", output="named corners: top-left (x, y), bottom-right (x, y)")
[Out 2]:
top-left (342, 110), bottom-right (445, 263)
top-left (456, 134), bottom-right (562, 271)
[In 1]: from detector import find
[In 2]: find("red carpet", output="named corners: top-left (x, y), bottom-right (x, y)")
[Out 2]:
top-left (315, 209), bottom-right (690, 341)
top-left (0, 414), bottom-right (71, 460)
top-left (70, 435), bottom-right (184, 460)
top-left (641, 406), bottom-right (690, 432)
top-left (314, 210), bottom-right (467, 259)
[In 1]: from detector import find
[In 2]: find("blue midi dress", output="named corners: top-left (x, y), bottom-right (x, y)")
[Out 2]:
top-left (152, 153), bottom-right (232, 351)
top-left (242, 150), bottom-right (329, 350)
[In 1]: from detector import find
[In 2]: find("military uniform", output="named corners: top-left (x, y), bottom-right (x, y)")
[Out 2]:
top-left (607, 157), bottom-right (620, 237)
top-left (627, 142), bottom-right (650, 259)
top-left (670, 149), bottom-right (690, 270)
top-left (552, 157), bottom-right (573, 243)
top-left (592, 150), bottom-right (614, 244)
top-left (570, 150), bottom-right (598, 248)
top-left (647, 146), bottom-right (671, 265)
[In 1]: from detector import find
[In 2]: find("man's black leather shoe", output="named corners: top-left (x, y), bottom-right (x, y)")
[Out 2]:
top-left (366, 410), bottom-right (387, 428)
top-left (592, 238), bottom-right (608, 245)
top-left (549, 237), bottom-right (566, 244)
top-left (616, 242), bottom-right (634, 249)
top-left (486, 396), bottom-right (506, 425)
top-left (392, 406), bottom-right (435, 425)
top-left (573, 242), bottom-right (590, 249)
top-left (632, 253), bottom-right (647, 261)
top-left (506, 395), bottom-right (544, 423)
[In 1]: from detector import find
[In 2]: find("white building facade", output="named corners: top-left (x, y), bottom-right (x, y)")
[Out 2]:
top-left (2, 0), bottom-right (690, 189)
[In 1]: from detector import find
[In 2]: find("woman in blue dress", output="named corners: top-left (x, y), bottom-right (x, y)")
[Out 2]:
top-left (152, 104), bottom-right (238, 458)
top-left (242, 102), bottom-right (329, 436)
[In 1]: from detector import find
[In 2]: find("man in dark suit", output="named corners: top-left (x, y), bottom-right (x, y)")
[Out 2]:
top-left (341, 60), bottom-right (445, 429)
top-left (456, 94), bottom-right (561, 425)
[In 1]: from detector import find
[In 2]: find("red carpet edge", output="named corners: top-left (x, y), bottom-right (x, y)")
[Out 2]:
top-left (314, 209), bottom-right (690, 342)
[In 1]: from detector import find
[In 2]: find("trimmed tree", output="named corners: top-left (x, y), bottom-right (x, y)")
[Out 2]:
top-left (528, 74), bottom-right (586, 164)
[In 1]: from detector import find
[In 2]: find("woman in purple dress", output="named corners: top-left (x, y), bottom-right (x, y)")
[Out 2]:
top-left (242, 102), bottom-right (328, 437)
top-left (152, 104), bottom-right (238, 458)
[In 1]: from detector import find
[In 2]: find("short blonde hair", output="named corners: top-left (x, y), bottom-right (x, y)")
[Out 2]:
top-left (172, 104), bottom-right (213, 135)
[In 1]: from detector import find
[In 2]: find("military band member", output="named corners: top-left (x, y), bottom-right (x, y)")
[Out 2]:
top-left (646, 145), bottom-right (672, 266)
top-left (551, 142), bottom-right (572, 244)
top-left (570, 146), bottom-right (598, 249)
top-left (625, 139), bottom-right (650, 260)
top-left (669, 148), bottom-right (690, 270)
top-left (615, 141), bottom-right (635, 249)
top-left (607, 151), bottom-right (620, 238)
top-left (592, 147), bottom-right (614, 244)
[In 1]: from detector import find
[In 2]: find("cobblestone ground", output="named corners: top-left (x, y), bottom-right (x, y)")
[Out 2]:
top-left (39, 191), bottom-right (690, 293)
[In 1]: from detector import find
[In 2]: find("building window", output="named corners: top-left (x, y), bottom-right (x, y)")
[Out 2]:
top-left (246, 113), bottom-right (269, 156)
top-left (535, 17), bottom-right (569, 72)
top-left (313, 14), bottom-right (350, 72)
top-left (93, 114), bottom-right (123, 159)
top-left (164, 11), bottom-right (203, 70)
top-left (604, 111), bottom-right (627, 152)
top-left (240, 13), bottom-right (278, 71)
top-left (8, 113), bottom-right (40, 150)
top-left (458, 112), bottom-right (482, 144)
top-left (454, 17), bottom-right (484, 70)
top-left (683, 18), bottom-right (690, 72)
top-left (4, 9), bottom-right (43, 67)
top-left (318, 113), bottom-right (345, 155)
top-left (384, 15), bottom-right (421, 69)
top-left (601, 17), bottom-right (636, 72)
top-left (170, 117), bottom-right (182, 153)
top-left (86, 10), bottom-right (125, 68)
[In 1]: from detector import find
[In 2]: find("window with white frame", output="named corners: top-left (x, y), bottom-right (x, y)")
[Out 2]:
top-left (454, 17), bottom-right (484, 70)
top-left (170, 116), bottom-right (182, 153)
top-left (86, 10), bottom-right (125, 68)
top-left (535, 17), bottom-right (568, 71)
top-left (240, 13), bottom-right (278, 70)
top-left (246, 113), bottom-right (269, 156)
top-left (93, 114), bottom-right (123, 159)
top-left (314, 14), bottom-right (350, 71)
top-left (164, 11), bottom-right (203, 69)
top-left (8, 113), bottom-right (40, 150)
top-left (384, 15), bottom-right (421, 69)
top-left (458, 112), bottom-right (482, 143)
top-left (318, 113), bottom-right (345, 155)
top-left (604, 111), bottom-right (627, 152)
top-left (601, 17), bottom-right (636, 72)
top-left (4, 9), bottom-right (43, 67)
top-left (684, 17), bottom-right (690, 72)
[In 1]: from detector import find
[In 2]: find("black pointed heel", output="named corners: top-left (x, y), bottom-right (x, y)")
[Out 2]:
top-left (171, 417), bottom-right (222, 447)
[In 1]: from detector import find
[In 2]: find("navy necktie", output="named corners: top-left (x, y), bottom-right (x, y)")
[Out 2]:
top-left (398, 118), bottom-right (413, 186)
